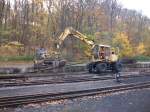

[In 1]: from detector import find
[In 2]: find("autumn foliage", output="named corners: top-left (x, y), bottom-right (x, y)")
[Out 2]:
top-left (0, 0), bottom-right (150, 60)
top-left (113, 32), bottom-right (133, 57)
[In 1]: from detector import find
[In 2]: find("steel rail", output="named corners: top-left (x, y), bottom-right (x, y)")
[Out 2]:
top-left (0, 72), bottom-right (150, 87)
top-left (0, 81), bottom-right (150, 108)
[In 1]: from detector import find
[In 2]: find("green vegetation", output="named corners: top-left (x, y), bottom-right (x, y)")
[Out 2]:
top-left (0, 0), bottom-right (150, 60)
top-left (133, 55), bottom-right (150, 62)
top-left (0, 55), bottom-right (34, 62)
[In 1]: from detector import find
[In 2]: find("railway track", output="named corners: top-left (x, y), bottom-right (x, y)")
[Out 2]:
top-left (0, 71), bottom-right (150, 87)
top-left (0, 64), bottom-right (149, 108)
top-left (0, 65), bottom-right (149, 77)
top-left (0, 71), bottom-right (88, 80)
top-left (0, 81), bottom-right (150, 108)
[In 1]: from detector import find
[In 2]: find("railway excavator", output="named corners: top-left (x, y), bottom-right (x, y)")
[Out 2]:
top-left (34, 27), bottom-right (122, 74)
top-left (56, 27), bottom-right (122, 74)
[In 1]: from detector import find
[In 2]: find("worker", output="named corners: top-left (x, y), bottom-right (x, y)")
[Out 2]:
top-left (109, 51), bottom-right (118, 62)
top-left (110, 51), bottom-right (121, 82)
top-left (109, 51), bottom-right (118, 72)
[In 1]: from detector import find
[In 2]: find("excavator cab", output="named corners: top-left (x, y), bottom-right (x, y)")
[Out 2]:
top-left (92, 44), bottom-right (111, 61)
top-left (99, 45), bottom-right (111, 61)
top-left (89, 45), bottom-right (122, 74)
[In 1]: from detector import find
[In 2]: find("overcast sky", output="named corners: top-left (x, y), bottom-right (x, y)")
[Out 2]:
top-left (118, 0), bottom-right (150, 17)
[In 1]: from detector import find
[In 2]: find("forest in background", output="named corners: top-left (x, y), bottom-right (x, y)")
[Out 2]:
top-left (0, 0), bottom-right (150, 61)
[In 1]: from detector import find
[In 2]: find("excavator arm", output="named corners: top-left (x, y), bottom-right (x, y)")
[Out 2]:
top-left (56, 27), bottom-right (116, 61)
top-left (57, 27), bottom-right (95, 48)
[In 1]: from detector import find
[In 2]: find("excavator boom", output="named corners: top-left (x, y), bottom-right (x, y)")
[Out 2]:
top-left (57, 27), bottom-right (95, 48)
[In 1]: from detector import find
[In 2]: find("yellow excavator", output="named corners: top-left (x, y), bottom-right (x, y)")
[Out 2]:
top-left (56, 27), bottom-right (122, 74)
top-left (34, 27), bottom-right (122, 73)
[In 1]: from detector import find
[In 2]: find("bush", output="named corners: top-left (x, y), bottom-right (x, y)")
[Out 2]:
top-left (133, 55), bottom-right (150, 62)
top-left (0, 55), bottom-right (34, 62)
top-left (113, 32), bottom-right (133, 57)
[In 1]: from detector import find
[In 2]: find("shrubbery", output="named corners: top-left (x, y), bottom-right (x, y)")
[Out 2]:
top-left (133, 55), bottom-right (150, 62)
top-left (0, 55), bottom-right (34, 62)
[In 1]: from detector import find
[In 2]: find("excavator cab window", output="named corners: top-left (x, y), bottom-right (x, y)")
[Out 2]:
top-left (99, 46), bottom-right (105, 60)
top-left (99, 46), bottom-right (111, 61)
top-left (92, 45), bottom-right (99, 59)
top-left (105, 47), bottom-right (111, 60)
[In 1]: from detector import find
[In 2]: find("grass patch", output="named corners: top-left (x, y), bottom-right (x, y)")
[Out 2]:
top-left (0, 55), bottom-right (34, 62)
top-left (133, 55), bottom-right (150, 62)
top-left (1, 55), bottom-right (149, 62)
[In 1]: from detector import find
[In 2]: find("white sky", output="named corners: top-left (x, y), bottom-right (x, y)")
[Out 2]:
top-left (118, 0), bottom-right (150, 18)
